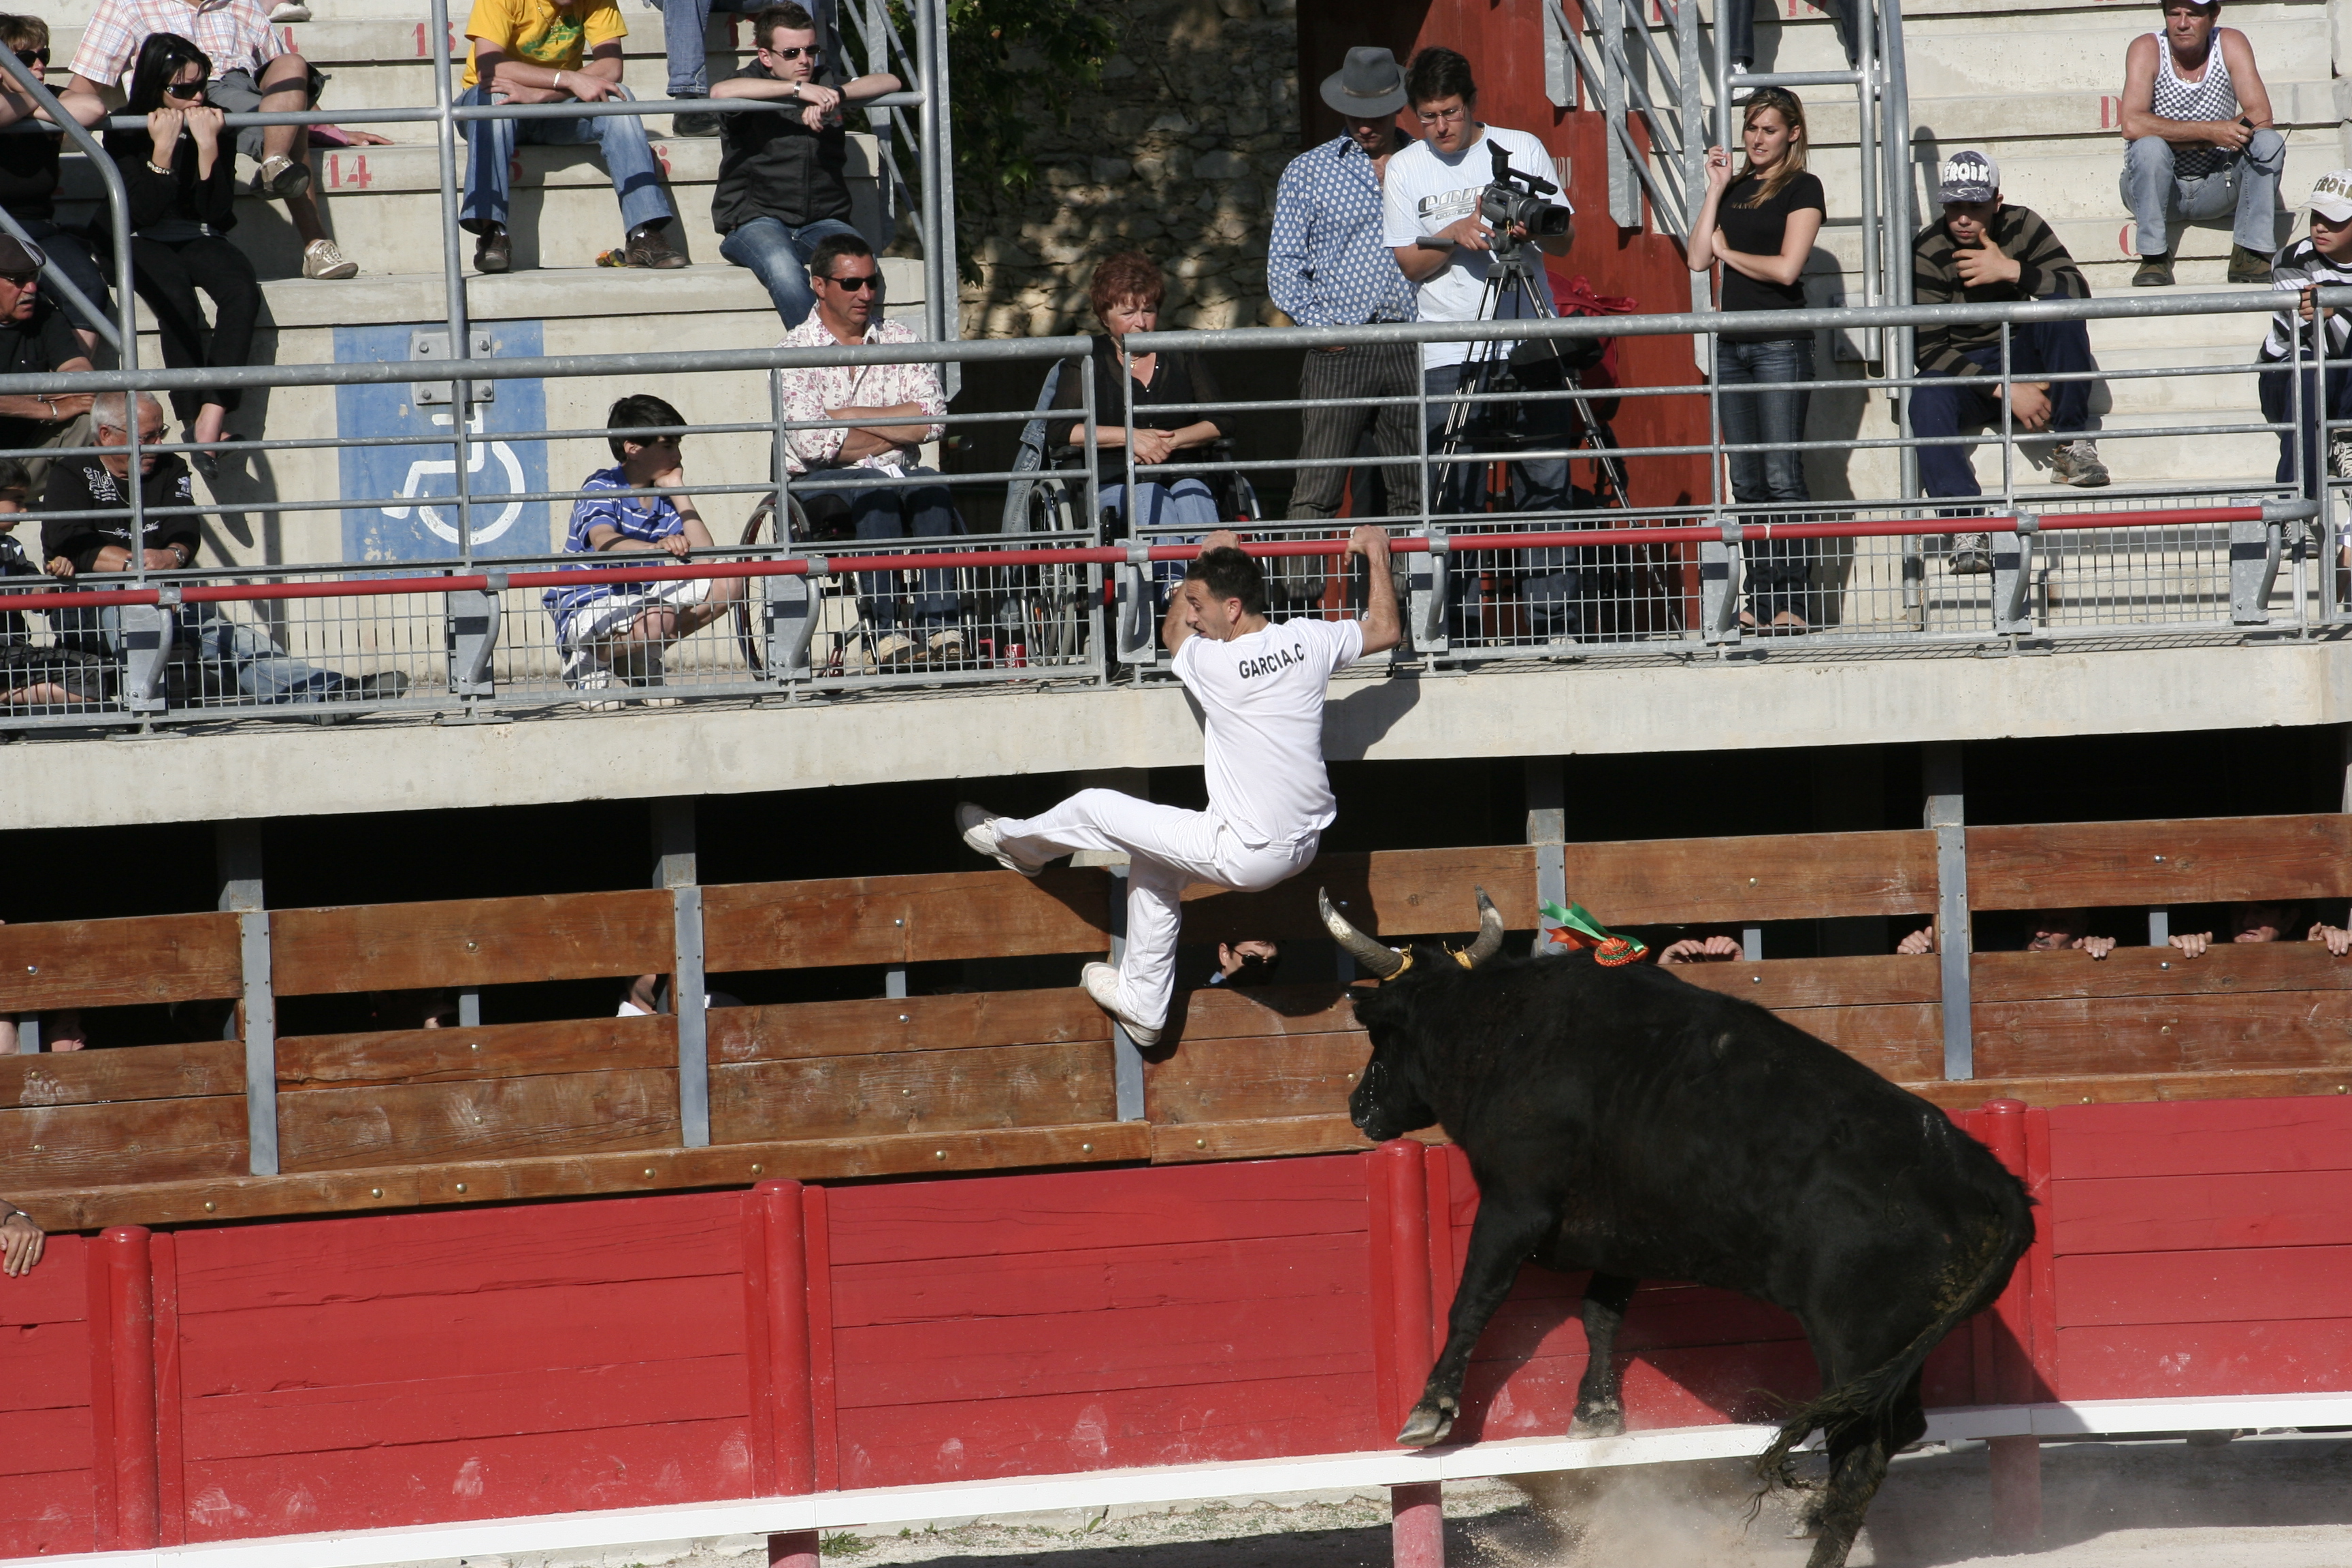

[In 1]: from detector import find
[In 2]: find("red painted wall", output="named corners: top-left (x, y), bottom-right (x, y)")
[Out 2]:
top-left (6, 1096), bottom-right (2351, 1556)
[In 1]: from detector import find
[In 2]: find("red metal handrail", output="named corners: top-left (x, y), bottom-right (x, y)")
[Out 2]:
top-left (0, 505), bottom-right (2274, 612)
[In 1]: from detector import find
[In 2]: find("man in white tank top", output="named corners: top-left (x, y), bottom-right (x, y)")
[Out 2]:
top-left (2118, 0), bottom-right (2283, 286)
top-left (956, 528), bottom-right (1399, 1047)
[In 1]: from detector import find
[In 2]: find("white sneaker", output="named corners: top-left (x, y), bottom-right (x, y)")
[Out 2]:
top-left (926, 629), bottom-right (966, 665)
top-left (2329, 432), bottom-right (2352, 482)
top-left (301, 238), bottom-right (357, 280)
top-left (863, 630), bottom-right (915, 670)
top-left (267, 1), bottom-right (311, 19)
top-left (2050, 439), bottom-right (2110, 488)
top-left (574, 667), bottom-right (623, 711)
top-left (1082, 960), bottom-right (1161, 1048)
top-left (956, 801), bottom-right (1046, 877)
top-left (1947, 533), bottom-right (1993, 574)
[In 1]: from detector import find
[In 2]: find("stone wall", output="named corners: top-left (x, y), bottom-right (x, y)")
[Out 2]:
top-left (957, 0), bottom-right (1303, 339)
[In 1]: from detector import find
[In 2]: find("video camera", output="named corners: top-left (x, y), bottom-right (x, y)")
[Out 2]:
top-left (1478, 141), bottom-right (1571, 250)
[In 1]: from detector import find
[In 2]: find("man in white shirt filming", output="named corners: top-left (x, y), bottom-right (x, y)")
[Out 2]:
top-left (958, 528), bottom-right (1399, 1046)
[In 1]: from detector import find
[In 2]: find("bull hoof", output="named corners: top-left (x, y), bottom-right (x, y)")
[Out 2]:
top-left (1570, 1404), bottom-right (1625, 1439)
top-left (1396, 1398), bottom-right (1457, 1447)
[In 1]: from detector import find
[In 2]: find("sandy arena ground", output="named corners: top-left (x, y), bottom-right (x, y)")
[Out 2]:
top-left (399, 1433), bottom-right (2352, 1568)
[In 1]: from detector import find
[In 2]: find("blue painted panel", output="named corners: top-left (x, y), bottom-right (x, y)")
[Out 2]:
top-left (335, 321), bottom-right (552, 564)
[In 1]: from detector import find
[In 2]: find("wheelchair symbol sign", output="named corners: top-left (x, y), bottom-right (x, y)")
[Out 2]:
top-left (334, 321), bottom-right (551, 562)
top-left (380, 409), bottom-right (532, 546)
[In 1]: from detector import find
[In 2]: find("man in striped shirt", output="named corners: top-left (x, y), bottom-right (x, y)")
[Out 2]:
top-left (2256, 169), bottom-right (2352, 501)
top-left (1909, 152), bottom-right (2107, 564)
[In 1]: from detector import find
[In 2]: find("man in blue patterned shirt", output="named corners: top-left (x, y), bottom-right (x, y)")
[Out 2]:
top-left (1268, 46), bottom-right (1419, 605)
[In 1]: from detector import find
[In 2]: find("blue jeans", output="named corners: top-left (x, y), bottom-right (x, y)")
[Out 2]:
top-left (2121, 131), bottom-right (2284, 259)
top-left (61, 602), bottom-right (353, 703)
top-left (719, 215), bottom-right (865, 327)
top-left (1423, 361), bottom-right (1583, 638)
top-left (1717, 335), bottom-right (1814, 620)
top-left (662, 0), bottom-right (767, 97)
top-left (2257, 353), bottom-right (2352, 500)
top-left (458, 84), bottom-right (676, 236)
top-left (1106, 477), bottom-right (1222, 608)
top-left (1911, 317), bottom-right (2098, 500)
top-left (845, 464), bottom-right (963, 628)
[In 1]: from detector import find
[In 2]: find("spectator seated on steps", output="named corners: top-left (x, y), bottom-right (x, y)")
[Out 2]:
top-left (95, 35), bottom-right (263, 476)
top-left (1911, 152), bottom-right (2109, 575)
top-left (2119, 0), bottom-right (2283, 287)
top-left (543, 393), bottom-right (743, 710)
top-left (1898, 909), bottom-right (2120, 960)
top-left (41, 391), bottom-right (407, 705)
top-left (2256, 172), bottom-right (2352, 507)
top-left (457, 0), bottom-right (687, 274)
top-left (777, 231), bottom-right (960, 671)
top-left (0, 235), bottom-right (95, 495)
top-left (2168, 900), bottom-right (2352, 958)
top-left (0, 455), bottom-right (102, 707)
top-left (707, 1), bottom-right (901, 327)
top-left (62, 0), bottom-right (359, 282)
top-left (0, 14), bottom-right (114, 359)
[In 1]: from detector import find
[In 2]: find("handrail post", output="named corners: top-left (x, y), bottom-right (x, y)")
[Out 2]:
top-left (1925, 741), bottom-right (1972, 1079)
top-left (429, 0), bottom-right (474, 566)
top-left (655, 800), bottom-right (710, 1148)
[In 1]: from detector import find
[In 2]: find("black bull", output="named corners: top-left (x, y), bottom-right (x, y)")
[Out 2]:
top-left (1325, 891), bottom-right (2033, 1568)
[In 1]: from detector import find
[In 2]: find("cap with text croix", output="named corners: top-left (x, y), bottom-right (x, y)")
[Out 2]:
top-left (2308, 169), bottom-right (2352, 223)
top-left (1936, 151), bottom-right (1999, 205)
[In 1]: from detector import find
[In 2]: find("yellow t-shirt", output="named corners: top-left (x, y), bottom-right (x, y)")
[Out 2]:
top-left (461, 0), bottom-right (627, 90)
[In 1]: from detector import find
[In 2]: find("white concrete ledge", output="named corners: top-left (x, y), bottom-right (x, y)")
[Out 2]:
top-left (18, 1392), bottom-right (2352, 1568)
top-left (4, 638), bottom-right (2349, 831)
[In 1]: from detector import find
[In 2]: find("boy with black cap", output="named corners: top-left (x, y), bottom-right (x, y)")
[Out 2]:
top-left (1910, 150), bottom-right (2107, 566)
top-left (956, 527), bottom-right (1398, 1047)
top-left (2255, 169), bottom-right (2352, 497)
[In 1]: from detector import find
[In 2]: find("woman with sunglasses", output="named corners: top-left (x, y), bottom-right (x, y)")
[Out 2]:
top-left (0, 16), bottom-right (111, 360)
top-left (99, 33), bottom-right (261, 476)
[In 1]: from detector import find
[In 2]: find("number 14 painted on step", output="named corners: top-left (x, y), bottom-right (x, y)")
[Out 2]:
top-left (327, 153), bottom-right (372, 191)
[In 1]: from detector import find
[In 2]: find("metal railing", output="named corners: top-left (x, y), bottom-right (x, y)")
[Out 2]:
top-left (0, 284), bottom-right (2344, 733)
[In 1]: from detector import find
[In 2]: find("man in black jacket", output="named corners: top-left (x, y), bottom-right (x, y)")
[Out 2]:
top-left (708, 2), bottom-right (899, 327)
top-left (42, 391), bottom-right (404, 704)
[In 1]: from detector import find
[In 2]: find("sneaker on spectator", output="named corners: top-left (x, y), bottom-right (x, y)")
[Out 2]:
top-left (473, 224), bottom-right (511, 274)
top-left (1727, 60), bottom-right (1754, 104)
top-left (2050, 439), bottom-right (2110, 487)
top-left (2133, 255), bottom-right (2173, 287)
top-left (2227, 245), bottom-right (2274, 284)
top-left (862, 630), bottom-right (915, 670)
top-left (573, 667), bottom-right (623, 711)
top-left (670, 101), bottom-right (722, 136)
top-left (926, 628), bottom-right (965, 665)
top-left (355, 670), bottom-right (408, 700)
top-left (1948, 534), bottom-right (1993, 574)
top-left (255, 153), bottom-right (310, 200)
top-left (2330, 431), bottom-right (2352, 480)
top-left (301, 238), bottom-right (357, 280)
top-left (267, 2), bottom-right (310, 18)
top-left (624, 223), bottom-right (688, 269)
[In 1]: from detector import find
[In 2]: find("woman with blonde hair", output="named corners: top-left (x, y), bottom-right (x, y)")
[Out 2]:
top-left (1687, 86), bottom-right (1825, 631)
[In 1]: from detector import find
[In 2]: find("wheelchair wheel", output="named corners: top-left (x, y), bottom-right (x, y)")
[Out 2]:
top-left (734, 493), bottom-right (823, 676)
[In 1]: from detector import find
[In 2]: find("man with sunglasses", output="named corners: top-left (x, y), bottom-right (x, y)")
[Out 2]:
top-left (0, 16), bottom-right (113, 357)
top-left (776, 232), bottom-right (960, 668)
top-left (0, 235), bottom-right (92, 494)
top-left (64, 0), bottom-right (360, 279)
top-left (707, 1), bottom-right (898, 325)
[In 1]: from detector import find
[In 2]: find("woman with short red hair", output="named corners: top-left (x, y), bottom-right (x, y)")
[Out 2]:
top-left (1051, 251), bottom-right (1231, 558)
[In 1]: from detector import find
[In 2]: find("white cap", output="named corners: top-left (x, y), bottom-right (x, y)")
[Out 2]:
top-left (2310, 169), bottom-right (2352, 223)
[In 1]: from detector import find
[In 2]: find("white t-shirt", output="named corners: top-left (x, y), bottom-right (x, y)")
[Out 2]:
top-left (1174, 617), bottom-right (1365, 848)
top-left (1382, 125), bottom-right (1574, 370)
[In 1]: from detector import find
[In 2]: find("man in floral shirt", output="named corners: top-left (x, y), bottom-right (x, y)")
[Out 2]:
top-left (777, 233), bottom-right (959, 668)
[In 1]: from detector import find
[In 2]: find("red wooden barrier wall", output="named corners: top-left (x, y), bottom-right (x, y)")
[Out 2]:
top-left (4, 1095), bottom-right (2351, 1556)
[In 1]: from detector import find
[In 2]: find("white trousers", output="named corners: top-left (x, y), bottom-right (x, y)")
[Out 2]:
top-left (994, 789), bottom-right (1318, 1030)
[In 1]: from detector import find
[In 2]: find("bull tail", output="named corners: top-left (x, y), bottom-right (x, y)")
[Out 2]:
top-left (1754, 1194), bottom-right (2033, 1484)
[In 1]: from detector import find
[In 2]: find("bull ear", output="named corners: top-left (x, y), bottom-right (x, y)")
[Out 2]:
top-left (1463, 886), bottom-right (1505, 966)
top-left (1320, 887), bottom-right (1405, 979)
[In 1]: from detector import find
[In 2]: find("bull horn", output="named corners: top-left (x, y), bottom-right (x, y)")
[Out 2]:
top-left (1320, 887), bottom-right (1405, 979)
top-left (1463, 887), bottom-right (1505, 966)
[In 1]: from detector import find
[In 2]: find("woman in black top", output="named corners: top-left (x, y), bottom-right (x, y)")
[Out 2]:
top-left (1687, 86), bottom-right (1826, 630)
top-left (1050, 251), bottom-right (1231, 546)
top-left (101, 35), bottom-right (261, 474)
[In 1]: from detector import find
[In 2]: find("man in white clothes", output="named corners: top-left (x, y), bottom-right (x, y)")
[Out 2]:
top-left (1383, 44), bottom-right (1574, 517)
top-left (958, 527), bottom-right (1399, 1046)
